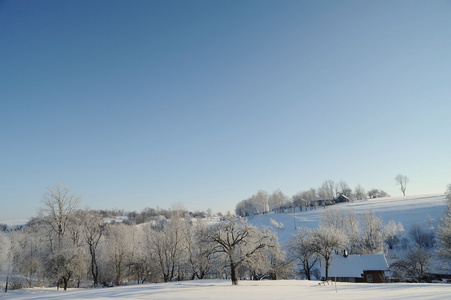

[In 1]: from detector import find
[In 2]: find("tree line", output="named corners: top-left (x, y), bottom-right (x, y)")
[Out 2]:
top-left (235, 180), bottom-right (390, 217)
top-left (0, 182), bottom-right (450, 291)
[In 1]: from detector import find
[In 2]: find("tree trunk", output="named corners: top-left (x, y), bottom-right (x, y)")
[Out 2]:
top-left (63, 277), bottom-right (69, 291)
top-left (230, 263), bottom-right (238, 285)
top-left (304, 261), bottom-right (311, 280)
top-left (5, 275), bottom-right (8, 293)
top-left (91, 252), bottom-right (99, 287)
top-left (116, 265), bottom-right (122, 286)
top-left (325, 259), bottom-right (329, 280)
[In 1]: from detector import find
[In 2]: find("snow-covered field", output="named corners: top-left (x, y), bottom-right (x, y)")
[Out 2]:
top-left (3, 279), bottom-right (450, 300)
top-left (247, 194), bottom-right (447, 244)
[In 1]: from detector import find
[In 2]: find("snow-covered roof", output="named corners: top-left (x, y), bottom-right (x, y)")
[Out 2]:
top-left (321, 254), bottom-right (388, 278)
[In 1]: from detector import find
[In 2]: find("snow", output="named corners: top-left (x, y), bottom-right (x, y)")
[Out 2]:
top-left (246, 194), bottom-right (447, 244)
top-left (3, 280), bottom-right (450, 300)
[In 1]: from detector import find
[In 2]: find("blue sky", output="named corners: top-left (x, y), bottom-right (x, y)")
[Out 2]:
top-left (1, 0), bottom-right (451, 221)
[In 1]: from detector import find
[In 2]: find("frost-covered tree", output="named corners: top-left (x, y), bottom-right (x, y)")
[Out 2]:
top-left (40, 183), bottom-right (80, 290)
top-left (102, 223), bottom-right (135, 286)
top-left (291, 193), bottom-right (305, 212)
top-left (367, 189), bottom-right (390, 198)
top-left (144, 217), bottom-right (188, 282)
top-left (82, 211), bottom-right (104, 287)
top-left (0, 232), bottom-right (12, 292)
top-left (66, 211), bottom-right (89, 288)
top-left (40, 183), bottom-right (80, 249)
top-left (320, 208), bottom-right (348, 230)
top-left (292, 188), bottom-right (317, 212)
top-left (360, 210), bottom-right (385, 254)
top-left (252, 190), bottom-right (270, 214)
top-left (354, 184), bottom-right (366, 200)
top-left (12, 220), bottom-right (47, 288)
top-left (384, 220), bottom-right (404, 249)
top-left (311, 226), bottom-right (347, 279)
top-left (395, 174), bottom-right (409, 196)
top-left (287, 227), bottom-right (319, 280)
top-left (201, 216), bottom-right (274, 285)
top-left (391, 246), bottom-right (432, 282)
top-left (268, 189), bottom-right (289, 211)
top-left (337, 180), bottom-right (352, 198)
top-left (409, 223), bottom-right (434, 249)
top-left (319, 208), bottom-right (360, 254)
top-left (183, 219), bottom-right (216, 280)
top-left (241, 229), bottom-right (287, 280)
top-left (318, 180), bottom-right (335, 200)
top-left (126, 228), bottom-right (149, 284)
top-left (265, 241), bottom-right (293, 280)
top-left (437, 183), bottom-right (451, 270)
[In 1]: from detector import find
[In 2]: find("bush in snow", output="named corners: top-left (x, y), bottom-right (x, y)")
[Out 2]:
top-left (270, 218), bottom-right (284, 230)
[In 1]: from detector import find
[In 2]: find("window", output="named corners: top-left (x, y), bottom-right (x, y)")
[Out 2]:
top-left (367, 274), bottom-right (373, 283)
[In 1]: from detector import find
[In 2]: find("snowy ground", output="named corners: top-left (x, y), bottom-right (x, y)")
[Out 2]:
top-left (3, 280), bottom-right (450, 300)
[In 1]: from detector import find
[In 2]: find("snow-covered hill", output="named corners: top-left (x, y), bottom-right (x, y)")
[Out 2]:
top-left (246, 194), bottom-right (447, 245)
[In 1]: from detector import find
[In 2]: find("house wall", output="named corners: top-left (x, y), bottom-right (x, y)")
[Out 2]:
top-left (329, 271), bottom-right (385, 283)
top-left (334, 277), bottom-right (356, 283)
top-left (362, 271), bottom-right (385, 283)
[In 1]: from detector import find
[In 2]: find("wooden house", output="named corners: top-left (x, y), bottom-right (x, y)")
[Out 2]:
top-left (321, 252), bottom-right (389, 283)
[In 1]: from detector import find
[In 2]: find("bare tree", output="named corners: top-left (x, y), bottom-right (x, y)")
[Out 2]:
top-left (40, 183), bottom-right (80, 248)
top-left (286, 227), bottom-right (319, 280)
top-left (391, 246), bottom-right (432, 282)
top-left (82, 211), bottom-right (104, 287)
top-left (395, 174), bottom-right (409, 196)
top-left (40, 183), bottom-right (80, 290)
top-left (201, 216), bottom-right (274, 285)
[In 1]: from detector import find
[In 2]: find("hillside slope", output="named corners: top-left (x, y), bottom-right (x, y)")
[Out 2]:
top-left (246, 194), bottom-right (446, 245)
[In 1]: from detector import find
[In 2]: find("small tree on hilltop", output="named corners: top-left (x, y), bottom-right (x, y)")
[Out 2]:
top-left (395, 174), bottom-right (409, 196)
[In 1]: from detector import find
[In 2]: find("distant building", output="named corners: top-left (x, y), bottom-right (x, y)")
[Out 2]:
top-left (335, 193), bottom-right (350, 203)
top-left (321, 252), bottom-right (389, 283)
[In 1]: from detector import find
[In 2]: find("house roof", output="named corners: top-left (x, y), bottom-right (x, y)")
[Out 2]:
top-left (321, 254), bottom-right (389, 278)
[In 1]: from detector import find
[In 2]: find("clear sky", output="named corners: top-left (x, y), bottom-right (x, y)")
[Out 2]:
top-left (1, 0), bottom-right (451, 221)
